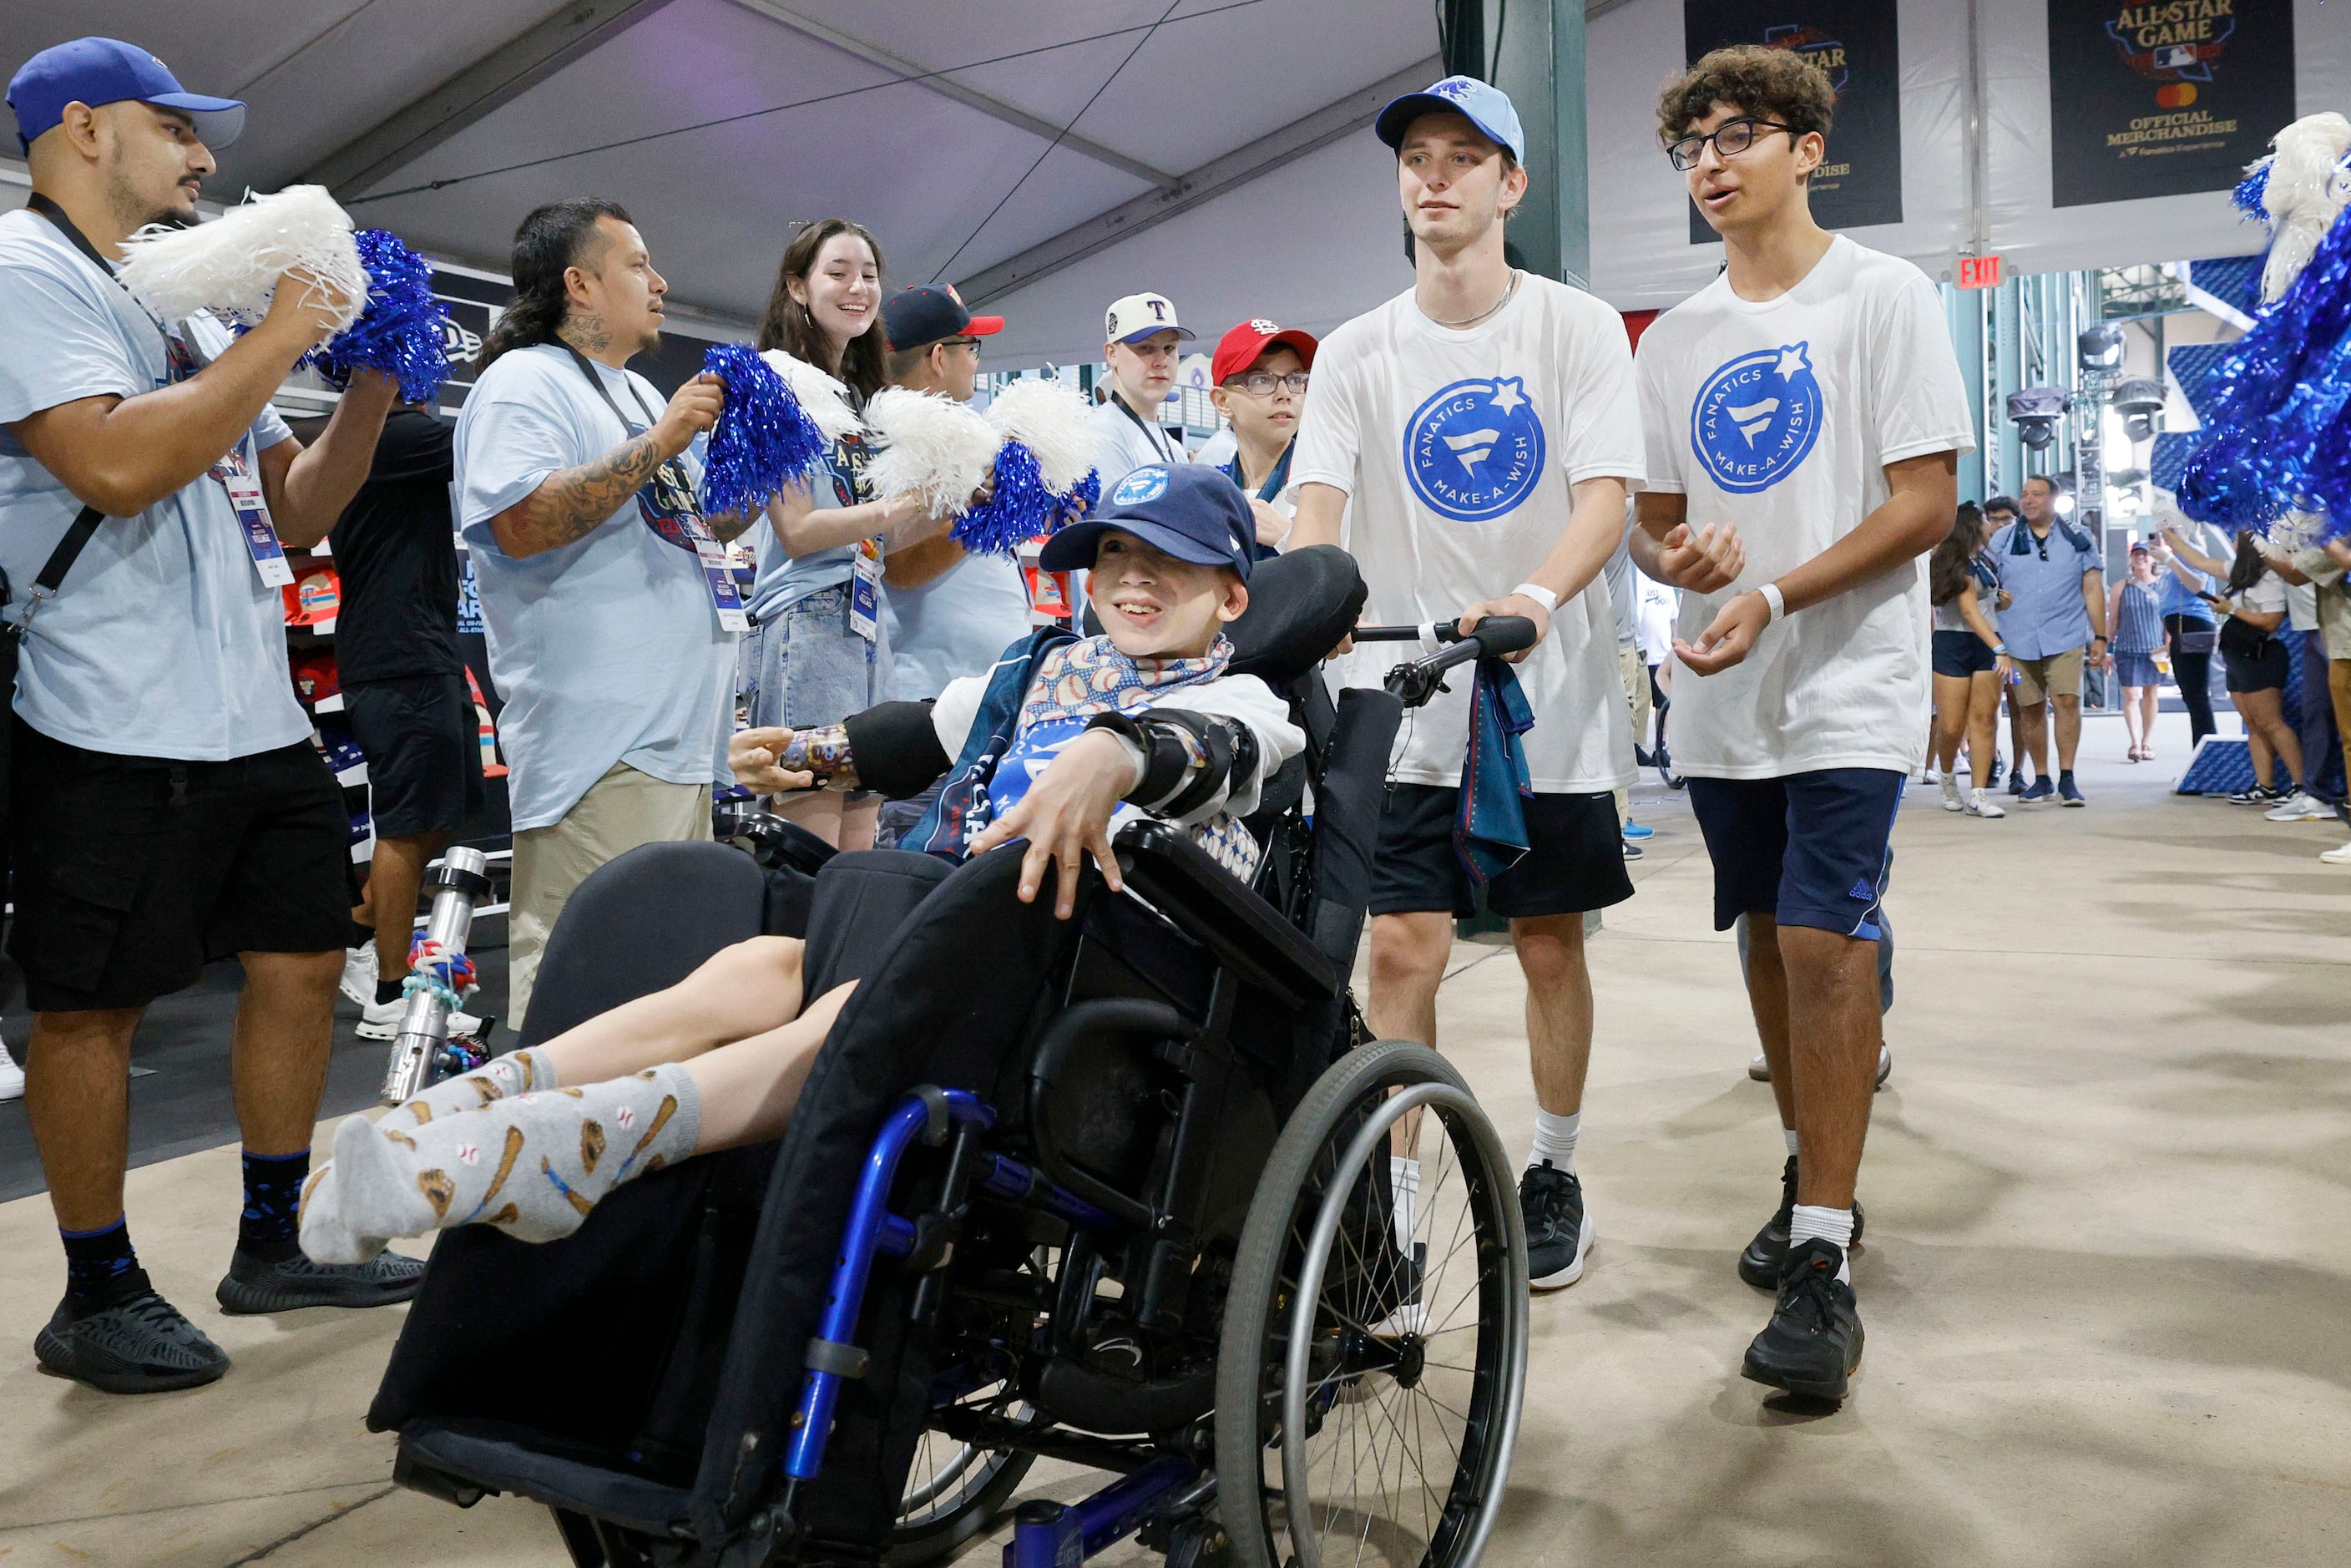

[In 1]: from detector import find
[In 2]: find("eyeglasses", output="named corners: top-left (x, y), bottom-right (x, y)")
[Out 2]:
top-left (1666, 117), bottom-right (1796, 171)
top-left (1223, 370), bottom-right (1310, 397)
top-left (939, 336), bottom-right (981, 352)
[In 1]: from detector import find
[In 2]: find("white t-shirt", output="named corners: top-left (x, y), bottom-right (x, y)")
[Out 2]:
top-left (1090, 395), bottom-right (1187, 507)
top-left (2241, 572), bottom-right (2287, 616)
top-left (1635, 235), bottom-right (1976, 779)
top-left (1292, 275), bottom-right (1646, 792)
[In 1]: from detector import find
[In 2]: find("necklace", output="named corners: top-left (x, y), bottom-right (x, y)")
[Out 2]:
top-left (1423, 268), bottom-right (1521, 330)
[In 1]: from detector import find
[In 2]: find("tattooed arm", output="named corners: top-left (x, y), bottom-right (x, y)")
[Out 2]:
top-left (489, 372), bottom-right (726, 559)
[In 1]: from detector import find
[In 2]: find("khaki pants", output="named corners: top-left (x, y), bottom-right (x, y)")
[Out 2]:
top-left (1614, 642), bottom-right (1651, 825)
top-left (508, 761), bottom-right (710, 1033)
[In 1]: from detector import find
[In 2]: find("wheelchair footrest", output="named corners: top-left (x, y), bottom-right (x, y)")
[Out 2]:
top-left (397, 1419), bottom-right (695, 1540)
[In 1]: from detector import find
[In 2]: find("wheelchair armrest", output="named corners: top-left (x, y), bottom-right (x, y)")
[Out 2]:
top-left (1110, 820), bottom-right (1341, 1007)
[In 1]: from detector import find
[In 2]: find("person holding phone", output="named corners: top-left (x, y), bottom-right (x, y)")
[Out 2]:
top-left (2169, 529), bottom-right (2309, 807)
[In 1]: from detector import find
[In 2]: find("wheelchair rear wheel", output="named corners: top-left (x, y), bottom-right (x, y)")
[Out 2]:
top-left (887, 1391), bottom-right (1037, 1565)
top-left (1214, 1039), bottom-right (1528, 1568)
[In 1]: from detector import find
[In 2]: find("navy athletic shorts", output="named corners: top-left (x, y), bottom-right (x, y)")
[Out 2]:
top-left (1685, 767), bottom-right (1904, 938)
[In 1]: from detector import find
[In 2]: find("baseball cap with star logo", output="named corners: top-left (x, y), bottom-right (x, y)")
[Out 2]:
top-left (1374, 74), bottom-right (1524, 164)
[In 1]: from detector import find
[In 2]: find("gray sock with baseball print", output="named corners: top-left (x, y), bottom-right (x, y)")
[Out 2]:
top-left (300, 1062), bottom-right (700, 1264)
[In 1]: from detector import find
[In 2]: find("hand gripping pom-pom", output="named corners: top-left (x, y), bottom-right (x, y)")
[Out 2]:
top-left (954, 439), bottom-right (1059, 556)
top-left (700, 343), bottom-right (832, 518)
top-left (116, 185), bottom-right (367, 332)
top-left (306, 230), bottom-right (452, 402)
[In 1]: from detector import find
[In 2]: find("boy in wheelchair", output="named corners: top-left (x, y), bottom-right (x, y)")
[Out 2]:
top-left (301, 464), bottom-right (1302, 1267)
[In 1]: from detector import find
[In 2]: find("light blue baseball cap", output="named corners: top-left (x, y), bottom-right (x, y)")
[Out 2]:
top-left (1374, 75), bottom-right (1524, 164)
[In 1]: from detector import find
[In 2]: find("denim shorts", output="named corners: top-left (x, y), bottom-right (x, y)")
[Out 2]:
top-left (741, 583), bottom-right (892, 731)
top-left (2111, 650), bottom-right (2161, 688)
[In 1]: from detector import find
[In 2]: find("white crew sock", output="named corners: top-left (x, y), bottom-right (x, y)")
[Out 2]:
top-left (1783, 1125), bottom-right (1801, 1158)
top-left (1789, 1202), bottom-right (1854, 1282)
top-left (1388, 1156), bottom-right (1421, 1254)
top-left (1528, 1109), bottom-right (1580, 1172)
top-left (302, 1062), bottom-right (700, 1264)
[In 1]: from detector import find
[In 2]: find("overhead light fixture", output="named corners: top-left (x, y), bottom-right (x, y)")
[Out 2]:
top-left (2110, 377), bottom-right (2165, 442)
top-left (2078, 321), bottom-right (2126, 374)
top-left (2008, 386), bottom-right (2066, 450)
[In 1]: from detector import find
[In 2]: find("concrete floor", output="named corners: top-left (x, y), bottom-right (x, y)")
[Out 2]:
top-left (3, 711), bottom-right (2346, 1567)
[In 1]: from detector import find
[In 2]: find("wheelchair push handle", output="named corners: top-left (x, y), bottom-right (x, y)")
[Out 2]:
top-left (380, 846), bottom-right (493, 1107)
top-left (1357, 614), bottom-right (1540, 706)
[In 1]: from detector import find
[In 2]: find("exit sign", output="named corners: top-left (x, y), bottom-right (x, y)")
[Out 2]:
top-left (1957, 254), bottom-right (2005, 290)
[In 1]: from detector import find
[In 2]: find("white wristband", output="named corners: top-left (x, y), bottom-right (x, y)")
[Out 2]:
top-left (1511, 581), bottom-right (1559, 614)
top-left (1757, 581), bottom-right (1786, 623)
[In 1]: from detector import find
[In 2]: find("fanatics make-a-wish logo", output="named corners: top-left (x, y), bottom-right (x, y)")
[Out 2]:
top-left (1403, 377), bottom-right (1546, 523)
top-left (1690, 342), bottom-right (1823, 494)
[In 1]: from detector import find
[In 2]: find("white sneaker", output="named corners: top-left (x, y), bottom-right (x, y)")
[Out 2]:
top-left (339, 944), bottom-right (379, 1010)
top-left (0, 1048), bottom-right (23, 1103)
top-left (1939, 773), bottom-right (1964, 812)
top-left (1967, 787), bottom-right (2006, 819)
top-left (355, 992), bottom-right (405, 1040)
top-left (2321, 840), bottom-right (2351, 865)
top-left (2263, 791), bottom-right (2332, 822)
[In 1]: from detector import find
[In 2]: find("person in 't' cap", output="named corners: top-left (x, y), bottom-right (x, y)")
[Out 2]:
top-left (1090, 291), bottom-right (1192, 500)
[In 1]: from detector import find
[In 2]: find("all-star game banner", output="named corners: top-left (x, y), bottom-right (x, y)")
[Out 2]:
top-left (2047, 1), bottom-right (2296, 208)
top-left (1681, 1), bottom-right (1904, 243)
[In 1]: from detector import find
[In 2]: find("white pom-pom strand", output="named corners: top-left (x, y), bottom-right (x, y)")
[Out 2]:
top-left (758, 350), bottom-right (863, 442)
top-left (115, 185), bottom-right (366, 332)
top-left (863, 387), bottom-right (999, 516)
top-left (2258, 112), bottom-right (2351, 302)
top-left (983, 379), bottom-right (1099, 493)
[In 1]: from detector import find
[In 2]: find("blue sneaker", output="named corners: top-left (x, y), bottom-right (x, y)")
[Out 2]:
top-left (2057, 772), bottom-right (2086, 807)
top-left (2019, 778), bottom-right (2055, 803)
top-left (1621, 822), bottom-right (1655, 841)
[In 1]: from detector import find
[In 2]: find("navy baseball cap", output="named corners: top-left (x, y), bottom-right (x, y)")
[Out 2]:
top-left (882, 284), bottom-right (1003, 352)
top-left (1039, 464), bottom-right (1254, 582)
top-left (1374, 74), bottom-right (1524, 164)
top-left (8, 38), bottom-right (246, 153)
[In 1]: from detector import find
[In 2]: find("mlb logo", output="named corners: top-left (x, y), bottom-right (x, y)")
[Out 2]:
top-left (2151, 43), bottom-right (2196, 70)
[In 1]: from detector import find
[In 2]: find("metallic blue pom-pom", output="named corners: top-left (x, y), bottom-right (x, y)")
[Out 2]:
top-left (952, 444), bottom-right (1101, 557)
top-left (308, 230), bottom-right (451, 403)
top-left (700, 343), bottom-right (831, 519)
top-left (2232, 161), bottom-right (2271, 221)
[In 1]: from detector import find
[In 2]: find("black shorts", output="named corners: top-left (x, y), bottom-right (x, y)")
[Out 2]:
top-left (2222, 636), bottom-right (2288, 693)
top-left (1686, 768), bottom-right (1904, 938)
top-left (1931, 628), bottom-right (1996, 679)
top-left (345, 673), bottom-right (485, 838)
top-left (1370, 783), bottom-right (1632, 920)
top-left (8, 723), bottom-right (355, 1012)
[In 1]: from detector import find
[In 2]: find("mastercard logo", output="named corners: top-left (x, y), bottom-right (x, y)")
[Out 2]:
top-left (2156, 83), bottom-right (2198, 109)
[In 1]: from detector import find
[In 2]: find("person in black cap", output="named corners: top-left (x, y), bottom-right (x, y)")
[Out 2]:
top-left (299, 465), bottom-right (1302, 1260)
top-left (0, 36), bottom-right (416, 1394)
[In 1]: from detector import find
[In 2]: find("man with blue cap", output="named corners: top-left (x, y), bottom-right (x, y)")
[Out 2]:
top-left (1, 38), bottom-right (414, 1395)
top-left (1289, 76), bottom-right (1646, 1298)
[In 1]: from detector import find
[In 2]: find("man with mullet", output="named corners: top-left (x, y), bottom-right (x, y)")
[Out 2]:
top-left (458, 200), bottom-right (758, 1029)
top-left (1290, 77), bottom-right (1646, 1297)
top-left (1631, 47), bottom-right (1974, 1402)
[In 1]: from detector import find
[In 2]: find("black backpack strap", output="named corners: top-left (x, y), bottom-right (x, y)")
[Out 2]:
top-left (6, 504), bottom-right (104, 635)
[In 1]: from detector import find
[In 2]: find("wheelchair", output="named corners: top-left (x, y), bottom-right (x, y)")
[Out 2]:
top-left (367, 547), bottom-right (1536, 1568)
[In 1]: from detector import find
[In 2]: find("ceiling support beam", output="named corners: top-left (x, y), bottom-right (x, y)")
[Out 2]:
top-left (953, 57), bottom-right (1441, 307)
top-left (726, 0), bottom-right (1180, 192)
top-left (302, 0), bottom-right (681, 199)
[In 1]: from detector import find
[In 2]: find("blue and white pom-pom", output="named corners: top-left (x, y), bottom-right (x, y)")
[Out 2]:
top-left (115, 185), bottom-right (367, 333)
top-left (863, 387), bottom-right (999, 515)
top-left (306, 229), bottom-right (451, 402)
top-left (698, 344), bottom-right (842, 519)
top-left (955, 378), bottom-right (1101, 556)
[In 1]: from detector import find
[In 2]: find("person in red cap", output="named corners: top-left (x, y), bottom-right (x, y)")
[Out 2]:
top-left (1207, 320), bottom-right (1315, 554)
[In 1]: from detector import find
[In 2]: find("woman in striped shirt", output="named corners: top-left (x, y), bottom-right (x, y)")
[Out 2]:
top-left (2106, 542), bottom-right (2167, 761)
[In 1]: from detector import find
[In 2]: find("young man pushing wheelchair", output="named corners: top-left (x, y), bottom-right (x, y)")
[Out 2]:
top-left (301, 464), bottom-right (1300, 1262)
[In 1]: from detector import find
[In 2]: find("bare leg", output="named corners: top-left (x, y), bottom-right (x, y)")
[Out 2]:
top-left (682, 981), bottom-right (859, 1152)
top-left (2138, 684), bottom-right (2161, 754)
top-left (1509, 914), bottom-right (1591, 1117)
top-left (1368, 911), bottom-right (1451, 1049)
top-left (233, 951), bottom-right (341, 1157)
top-left (776, 790), bottom-right (847, 848)
top-left (1774, 925), bottom-right (1880, 1210)
top-left (533, 936), bottom-right (808, 1085)
top-left (840, 796), bottom-right (880, 852)
top-left (2240, 689), bottom-right (2306, 787)
top-left (1930, 673), bottom-right (1972, 774)
top-left (1741, 916), bottom-right (1798, 1131)
top-left (367, 832), bottom-right (447, 986)
top-left (2006, 689), bottom-right (2029, 779)
top-left (2053, 693), bottom-right (2083, 772)
top-left (24, 1009), bottom-right (144, 1232)
top-left (1966, 672), bottom-right (2002, 788)
top-left (2018, 697), bottom-right (2050, 783)
top-left (2121, 685), bottom-right (2147, 756)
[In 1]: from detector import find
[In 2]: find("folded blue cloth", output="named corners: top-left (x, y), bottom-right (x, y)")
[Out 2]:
top-left (1454, 657), bottom-right (1534, 888)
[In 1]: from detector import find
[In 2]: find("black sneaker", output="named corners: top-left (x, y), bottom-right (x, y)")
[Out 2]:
top-left (1737, 1156), bottom-right (1865, 1290)
top-left (2007, 769), bottom-right (2027, 797)
top-left (35, 1273), bottom-right (230, 1394)
top-left (1518, 1161), bottom-right (1593, 1290)
top-left (215, 1245), bottom-right (427, 1314)
top-left (1742, 1238), bottom-right (1863, 1401)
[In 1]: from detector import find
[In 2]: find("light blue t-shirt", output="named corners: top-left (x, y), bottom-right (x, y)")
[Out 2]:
top-left (0, 209), bottom-right (304, 761)
top-left (882, 549), bottom-right (1032, 701)
top-left (1989, 518), bottom-right (2101, 660)
top-left (455, 344), bottom-right (735, 831)
top-left (747, 431), bottom-right (871, 620)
